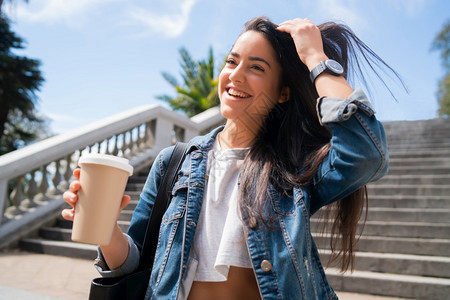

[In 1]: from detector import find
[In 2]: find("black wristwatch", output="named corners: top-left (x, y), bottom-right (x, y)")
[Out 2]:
top-left (309, 59), bottom-right (345, 83)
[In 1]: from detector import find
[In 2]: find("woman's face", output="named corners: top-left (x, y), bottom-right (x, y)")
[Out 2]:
top-left (219, 30), bottom-right (288, 126)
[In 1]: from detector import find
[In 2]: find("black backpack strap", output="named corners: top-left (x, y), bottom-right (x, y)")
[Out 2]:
top-left (139, 142), bottom-right (188, 270)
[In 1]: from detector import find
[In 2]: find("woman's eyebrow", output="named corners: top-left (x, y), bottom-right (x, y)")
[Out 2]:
top-left (230, 52), bottom-right (272, 68)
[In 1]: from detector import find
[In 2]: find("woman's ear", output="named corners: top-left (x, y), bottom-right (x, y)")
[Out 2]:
top-left (278, 86), bottom-right (290, 103)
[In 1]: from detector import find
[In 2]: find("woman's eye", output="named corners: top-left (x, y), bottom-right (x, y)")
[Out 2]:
top-left (226, 59), bottom-right (237, 65)
top-left (252, 65), bottom-right (264, 72)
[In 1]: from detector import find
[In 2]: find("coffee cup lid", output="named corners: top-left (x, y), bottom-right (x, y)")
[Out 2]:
top-left (78, 154), bottom-right (133, 176)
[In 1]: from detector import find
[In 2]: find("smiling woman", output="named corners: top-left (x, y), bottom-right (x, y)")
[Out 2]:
top-left (218, 30), bottom-right (288, 146)
top-left (62, 16), bottom-right (400, 300)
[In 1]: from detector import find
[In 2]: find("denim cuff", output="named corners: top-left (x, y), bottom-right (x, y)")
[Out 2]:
top-left (94, 233), bottom-right (140, 278)
top-left (316, 88), bottom-right (375, 125)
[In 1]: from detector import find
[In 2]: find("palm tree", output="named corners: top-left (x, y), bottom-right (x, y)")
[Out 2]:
top-left (157, 47), bottom-right (220, 117)
top-left (0, 15), bottom-right (45, 155)
top-left (431, 19), bottom-right (450, 117)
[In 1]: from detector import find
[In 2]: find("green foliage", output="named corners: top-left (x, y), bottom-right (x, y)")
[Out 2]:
top-left (431, 19), bottom-right (450, 117)
top-left (157, 47), bottom-right (220, 117)
top-left (0, 16), bottom-right (47, 155)
top-left (437, 74), bottom-right (450, 117)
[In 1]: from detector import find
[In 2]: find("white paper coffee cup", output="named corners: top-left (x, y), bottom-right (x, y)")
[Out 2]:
top-left (71, 153), bottom-right (133, 245)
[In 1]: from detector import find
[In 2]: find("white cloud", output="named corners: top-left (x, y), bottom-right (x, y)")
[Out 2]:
top-left (5, 0), bottom-right (117, 27)
top-left (46, 112), bottom-right (81, 123)
top-left (315, 0), bottom-right (366, 30)
top-left (126, 0), bottom-right (198, 38)
top-left (388, 0), bottom-right (428, 17)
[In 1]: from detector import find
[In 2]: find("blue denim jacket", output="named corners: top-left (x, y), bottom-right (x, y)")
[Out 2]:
top-left (96, 89), bottom-right (389, 300)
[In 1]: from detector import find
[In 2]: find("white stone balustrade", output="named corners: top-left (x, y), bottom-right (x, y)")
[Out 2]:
top-left (0, 104), bottom-right (224, 248)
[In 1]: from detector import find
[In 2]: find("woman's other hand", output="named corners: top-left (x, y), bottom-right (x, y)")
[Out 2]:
top-left (61, 169), bottom-right (81, 221)
top-left (61, 168), bottom-right (131, 221)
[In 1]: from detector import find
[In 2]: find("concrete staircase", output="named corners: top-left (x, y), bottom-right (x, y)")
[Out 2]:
top-left (316, 119), bottom-right (450, 299)
top-left (19, 119), bottom-right (450, 299)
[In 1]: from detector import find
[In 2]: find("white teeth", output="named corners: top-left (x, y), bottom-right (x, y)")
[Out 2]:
top-left (228, 88), bottom-right (249, 98)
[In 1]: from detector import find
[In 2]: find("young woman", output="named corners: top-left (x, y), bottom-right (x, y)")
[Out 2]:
top-left (63, 17), bottom-right (396, 299)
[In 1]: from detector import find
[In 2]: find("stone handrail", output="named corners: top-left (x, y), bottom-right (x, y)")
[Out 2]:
top-left (0, 104), bottom-right (224, 248)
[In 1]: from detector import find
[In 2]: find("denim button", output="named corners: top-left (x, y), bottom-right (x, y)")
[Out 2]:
top-left (260, 260), bottom-right (272, 272)
top-left (249, 217), bottom-right (258, 229)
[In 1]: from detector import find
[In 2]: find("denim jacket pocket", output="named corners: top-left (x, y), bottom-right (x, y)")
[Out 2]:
top-left (162, 172), bottom-right (189, 224)
top-left (269, 185), bottom-right (303, 217)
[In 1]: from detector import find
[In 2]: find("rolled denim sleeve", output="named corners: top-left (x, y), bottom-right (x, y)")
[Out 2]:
top-left (94, 233), bottom-right (140, 278)
top-left (310, 88), bottom-right (389, 214)
top-left (316, 88), bottom-right (375, 125)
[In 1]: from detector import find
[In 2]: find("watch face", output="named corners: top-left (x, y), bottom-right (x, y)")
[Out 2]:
top-left (325, 60), bottom-right (344, 74)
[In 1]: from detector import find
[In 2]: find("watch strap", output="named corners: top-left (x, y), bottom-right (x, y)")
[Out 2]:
top-left (309, 61), bottom-right (326, 83)
top-left (309, 59), bottom-right (345, 83)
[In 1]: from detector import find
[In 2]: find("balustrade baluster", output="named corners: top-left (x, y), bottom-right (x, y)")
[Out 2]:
top-left (112, 135), bottom-right (119, 156)
top-left (128, 128), bottom-right (137, 155)
top-left (48, 159), bottom-right (63, 196)
top-left (5, 176), bottom-right (25, 218)
top-left (143, 120), bottom-right (156, 148)
top-left (137, 124), bottom-right (145, 150)
top-left (21, 170), bottom-right (38, 209)
top-left (121, 132), bottom-right (127, 157)
top-left (141, 122), bottom-right (150, 149)
top-left (77, 148), bottom-right (85, 162)
top-left (105, 138), bottom-right (111, 154)
top-left (60, 154), bottom-right (73, 190)
top-left (35, 164), bottom-right (51, 204)
top-left (174, 126), bottom-right (185, 143)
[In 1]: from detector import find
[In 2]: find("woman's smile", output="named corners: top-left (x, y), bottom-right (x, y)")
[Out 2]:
top-left (226, 87), bottom-right (252, 100)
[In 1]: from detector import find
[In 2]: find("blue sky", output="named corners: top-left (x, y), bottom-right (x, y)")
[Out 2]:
top-left (4, 0), bottom-right (449, 134)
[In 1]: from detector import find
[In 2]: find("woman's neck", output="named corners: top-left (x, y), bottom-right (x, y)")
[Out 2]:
top-left (219, 119), bottom-right (261, 149)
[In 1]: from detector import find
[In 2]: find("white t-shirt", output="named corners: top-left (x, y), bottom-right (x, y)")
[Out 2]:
top-left (177, 137), bottom-right (252, 299)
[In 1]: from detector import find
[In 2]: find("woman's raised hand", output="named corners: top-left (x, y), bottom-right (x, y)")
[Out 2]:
top-left (277, 18), bottom-right (328, 70)
top-left (61, 168), bottom-right (131, 221)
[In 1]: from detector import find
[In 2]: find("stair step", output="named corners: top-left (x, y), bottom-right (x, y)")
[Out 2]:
top-left (126, 183), bottom-right (145, 191)
top-left (55, 217), bottom-right (74, 229)
top-left (361, 221), bottom-right (450, 239)
top-left (125, 192), bottom-right (142, 202)
top-left (118, 210), bottom-right (133, 222)
top-left (127, 176), bottom-right (147, 184)
top-left (375, 174), bottom-right (450, 185)
top-left (40, 227), bottom-right (73, 241)
top-left (366, 207), bottom-right (450, 223)
top-left (367, 195), bottom-right (450, 208)
top-left (367, 184), bottom-right (450, 196)
top-left (320, 250), bottom-right (450, 278)
top-left (387, 165), bottom-right (450, 175)
top-left (389, 149), bottom-right (450, 159)
top-left (311, 219), bottom-right (450, 239)
top-left (325, 268), bottom-right (450, 299)
top-left (118, 220), bottom-right (131, 233)
top-left (19, 238), bottom-right (97, 260)
top-left (313, 234), bottom-right (450, 256)
top-left (388, 157), bottom-right (450, 167)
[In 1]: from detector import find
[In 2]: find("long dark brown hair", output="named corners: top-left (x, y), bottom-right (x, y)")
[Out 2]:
top-left (237, 17), bottom-right (402, 272)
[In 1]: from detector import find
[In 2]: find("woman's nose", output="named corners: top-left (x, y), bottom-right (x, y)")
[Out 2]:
top-left (229, 64), bottom-right (245, 83)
